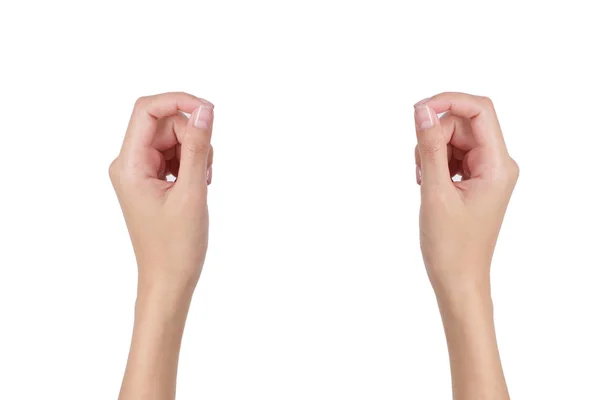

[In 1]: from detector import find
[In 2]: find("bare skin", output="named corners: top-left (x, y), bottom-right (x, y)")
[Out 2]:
top-left (414, 92), bottom-right (519, 400)
top-left (111, 91), bottom-right (517, 400)
top-left (110, 92), bottom-right (214, 400)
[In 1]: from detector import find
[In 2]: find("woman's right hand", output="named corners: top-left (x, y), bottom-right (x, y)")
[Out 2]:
top-left (109, 92), bottom-right (215, 297)
top-left (413, 92), bottom-right (519, 297)
top-left (111, 92), bottom-right (215, 400)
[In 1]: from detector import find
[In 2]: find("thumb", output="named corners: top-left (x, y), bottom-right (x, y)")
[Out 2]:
top-left (414, 103), bottom-right (450, 187)
top-left (177, 104), bottom-right (214, 190)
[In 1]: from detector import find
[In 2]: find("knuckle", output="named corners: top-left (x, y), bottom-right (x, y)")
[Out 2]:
top-left (108, 158), bottom-right (121, 183)
top-left (496, 157), bottom-right (519, 183)
top-left (208, 144), bottom-right (215, 163)
top-left (479, 96), bottom-right (495, 110)
top-left (134, 96), bottom-right (149, 110)
top-left (508, 157), bottom-right (520, 181)
top-left (186, 140), bottom-right (210, 155)
top-left (420, 140), bottom-right (443, 156)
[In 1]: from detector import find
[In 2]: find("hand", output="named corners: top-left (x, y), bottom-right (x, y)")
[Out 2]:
top-left (414, 93), bottom-right (516, 399)
top-left (110, 92), bottom-right (215, 296)
top-left (414, 92), bottom-right (519, 297)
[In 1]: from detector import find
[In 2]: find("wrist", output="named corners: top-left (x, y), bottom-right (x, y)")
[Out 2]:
top-left (434, 280), bottom-right (494, 323)
top-left (427, 259), bottom-right (492, 304)
top-left (135, 279), bottom-right (195, 321)
top-left (136, 261), bottom-right (200, 300)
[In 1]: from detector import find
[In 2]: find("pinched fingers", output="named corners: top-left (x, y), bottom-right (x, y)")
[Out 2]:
top-left (416, 93), bottom-right (518, 183)
top-left (111, 93), bottom-right (214, 183)
top-left (123, 92), bottom-right (212, 152)
top-left (418, 92), bottom-right (506, 152)
top-left (414, 113), bottom-right (469, 185)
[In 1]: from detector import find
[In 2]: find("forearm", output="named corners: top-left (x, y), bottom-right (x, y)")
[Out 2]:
top-left (435, 279), bottom-right (509, 400)
top-left (118, 284), bottom-right (194, 400)
top-left (112, 93), bottom-right (213, 400)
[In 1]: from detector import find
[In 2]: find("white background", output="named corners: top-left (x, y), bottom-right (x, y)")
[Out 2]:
top-left (1, 1), bottom-right (599, 399)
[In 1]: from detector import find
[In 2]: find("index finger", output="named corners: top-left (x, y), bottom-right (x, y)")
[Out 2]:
top-left (122, 92), bottom-right (212, 153)
top-left (418, 92), bottom-right (507, 151)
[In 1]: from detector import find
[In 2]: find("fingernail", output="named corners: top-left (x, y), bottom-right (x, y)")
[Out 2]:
top-left (414, 97), bottom-right (430, 107)
top-left (197, 97), bottom-right (215, 108)
top-left (207, 165), bottom-right (212, 185)
top-left (416, 165), bottom-right (422, 185)
top-left (414, 104), bottom-right (435, 130)
top-left (193, 105), bottom-right (214, 129)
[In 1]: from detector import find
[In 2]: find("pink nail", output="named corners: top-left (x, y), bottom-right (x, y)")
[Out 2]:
top-left (414, 97), bottom-right (430, 107)
top-left (414, 104), bottom-right (435, 130)
top-left (193, 105), bottom-right (214, 129)
top-left (416, 165), bottom-right (422, 185)
top-left (197, 97), bottom-right (215, 108)
top-left (207, 165), bottom-right (212, 185)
